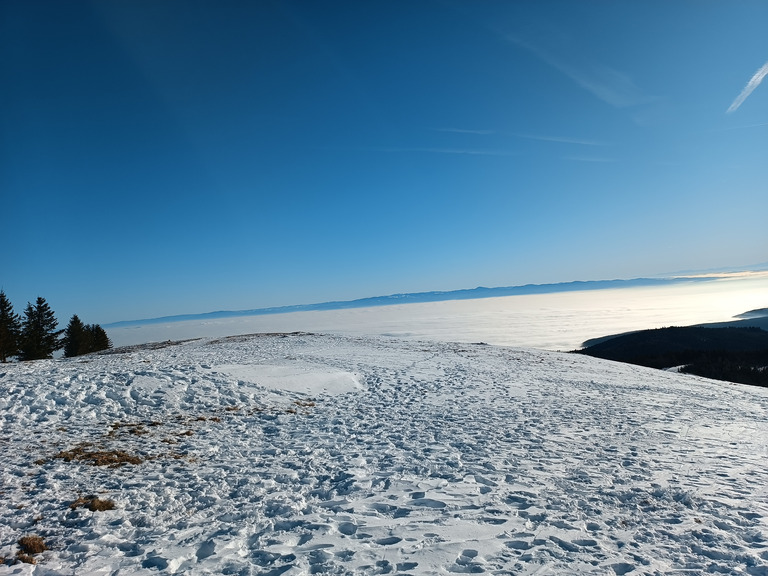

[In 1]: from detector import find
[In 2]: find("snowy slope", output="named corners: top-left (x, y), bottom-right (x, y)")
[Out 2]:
top-left (1, 333), bottom-right (768, 575)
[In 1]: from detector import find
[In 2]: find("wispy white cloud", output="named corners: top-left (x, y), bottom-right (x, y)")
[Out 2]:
top-left (563, 156), bottom-right (617, 163)
top-left (727, 61), bottom-right (768, 114)
top-left (517, 134), bottom-right (610, 146)
top-left (708, 121), bottom-right (768, 132)
top-left (372, 147), bottom-right (516, 157)
top-left (431, 128), bottom-right (496, 135)
top-left (508, 35), bottom-right (648, 109)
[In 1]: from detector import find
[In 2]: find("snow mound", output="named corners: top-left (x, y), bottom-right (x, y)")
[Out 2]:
top-left (211, 364), bottom-right (362, 396)
top-left (1, 333), bottom-right (768, 575)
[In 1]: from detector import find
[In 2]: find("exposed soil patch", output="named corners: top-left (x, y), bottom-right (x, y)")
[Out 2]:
top-left (54, 445), bottom-right (143, 467)
top-left (70, 495), bottom-right (117, 512)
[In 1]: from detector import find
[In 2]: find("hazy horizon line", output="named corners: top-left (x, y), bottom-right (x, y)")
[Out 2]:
top-left (103, 269), bottom-right (768, 329)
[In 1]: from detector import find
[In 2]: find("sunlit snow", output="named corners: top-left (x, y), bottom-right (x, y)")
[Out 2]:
top-left (2, 333), bottom-right (767, 574)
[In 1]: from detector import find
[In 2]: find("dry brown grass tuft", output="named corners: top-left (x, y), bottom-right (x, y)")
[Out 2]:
top-left (224, 406), bottom-right (240, 412)
top-left (18, 535), bottom-right (47, 555)
top-left (294, 400), bottom-right (316, 408)
top-left (70, 496), bottom-right (116, 512)
top-left (109, 422), bottom-right (149, 436)
top-left (55, 445), bottom-right (142, 467)
top-left (15, 553), bottom-right (36, 564)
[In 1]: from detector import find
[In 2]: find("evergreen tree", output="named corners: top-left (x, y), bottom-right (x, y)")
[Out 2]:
top-left (63, 316), bottom-right (112, 357)
top-left (63, 315), bottom-right (86, 358)
top-left (19, 297), bottom-right (63, 361)
top-left (86, 324), bottom-right (112, 353)
top-left (0, 290), bottom-right (21, 362)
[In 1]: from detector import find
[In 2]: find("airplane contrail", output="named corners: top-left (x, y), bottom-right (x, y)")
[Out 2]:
top-left (727, 60), bottom-right (768, 113)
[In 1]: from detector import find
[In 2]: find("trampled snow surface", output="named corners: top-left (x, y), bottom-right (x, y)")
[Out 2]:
top-left (1, 333), bottom-right (768, 575)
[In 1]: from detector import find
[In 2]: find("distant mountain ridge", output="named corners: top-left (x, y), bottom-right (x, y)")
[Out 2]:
top-left (105, 276), bottom-right (716, 328)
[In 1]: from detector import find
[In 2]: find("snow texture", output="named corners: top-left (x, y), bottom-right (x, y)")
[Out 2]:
top-left (1, 333), bottom-right (768, 575)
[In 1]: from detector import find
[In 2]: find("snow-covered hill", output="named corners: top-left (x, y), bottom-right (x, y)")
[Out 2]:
top-left (1, 334), bottom-right (767, 575)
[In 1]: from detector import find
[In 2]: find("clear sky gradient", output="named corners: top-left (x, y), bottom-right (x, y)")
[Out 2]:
top-left (2, 1), bottom-right (767, 325)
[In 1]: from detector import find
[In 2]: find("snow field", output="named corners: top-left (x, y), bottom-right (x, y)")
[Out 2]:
top-left (1, 333), bottom-right (768, 575)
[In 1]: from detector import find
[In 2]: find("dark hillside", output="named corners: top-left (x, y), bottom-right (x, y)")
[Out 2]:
top-left (736, 308), bottom-right (768, 319)
top-left (577, 326), bottom-right (768, 387)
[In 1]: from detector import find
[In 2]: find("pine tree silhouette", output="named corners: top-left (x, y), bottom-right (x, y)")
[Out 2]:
top-left (63, 315), bottom-right (86, 358)
top-left (19, 297), bottom-right (63, 360)
top-left (0, 290), bottom-right (21, 362)
top-left (87, 324), bottom-right (112, 353)
top-left (63, 316), bottom-right (112, 357)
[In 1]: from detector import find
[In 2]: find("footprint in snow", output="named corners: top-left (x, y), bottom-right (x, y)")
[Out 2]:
top-left (411, 498), bottom-right (446, 508)
top-left (449, 549), bottom-right (485, 573)
top-left (375, 536), bottom-right (402, 546)
top-left (337, 521), bottom-right (357, 536)
top-left (190, 539), bottom-right (215, 561)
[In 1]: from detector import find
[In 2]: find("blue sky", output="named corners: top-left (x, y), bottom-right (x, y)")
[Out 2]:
top-left (2, 1), bottom-right (767, 325)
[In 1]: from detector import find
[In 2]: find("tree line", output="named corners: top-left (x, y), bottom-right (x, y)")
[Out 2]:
top-left (576, 325), bottom-right (768, 388)
top-left (0, 291), bottom-right (112, 362)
